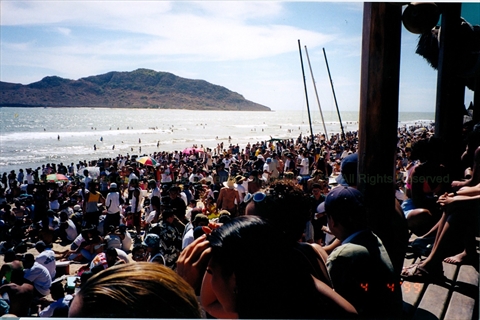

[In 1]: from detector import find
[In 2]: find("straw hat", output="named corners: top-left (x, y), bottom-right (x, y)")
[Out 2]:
top-left (223, 176), bottom-right (236, 189)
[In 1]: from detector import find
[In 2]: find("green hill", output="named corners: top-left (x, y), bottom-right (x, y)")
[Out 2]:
top-left (0, 68), bottom-right (270, 111)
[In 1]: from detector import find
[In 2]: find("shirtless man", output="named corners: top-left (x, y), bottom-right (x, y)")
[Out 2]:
top-left (0, 269), bottom-right (34, 316)
top-left (217, 177), bottom-right (240, 217)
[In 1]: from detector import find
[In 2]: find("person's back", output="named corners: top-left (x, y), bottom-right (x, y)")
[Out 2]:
top-left (23, 254), bottom-right (52, 297)
top-left (0, 269), bottom-right (34, 317)
top-left (34, 242), bottom-right (56, 280)
top-left (323, 186), bottom-right (402, 319)
top-left (327, 229), bottom-right (402, 317)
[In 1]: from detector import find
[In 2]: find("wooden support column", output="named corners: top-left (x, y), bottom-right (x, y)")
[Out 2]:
top-left (358, 3), bottom-right (407, 273)
top-left (434, 3), bottom-right (465, 180)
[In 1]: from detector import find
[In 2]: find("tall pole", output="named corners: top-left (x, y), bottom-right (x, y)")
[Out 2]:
top-left (298, 39), bottom-right (315, 145)
top-left (304, 45), bottom-right (329, 138)
top-left (358, 3), bottom-right (406, 275)
top-left (434, 3), bottom-right (465, 181)
top-left (323, 48), bottom-right (345, 140)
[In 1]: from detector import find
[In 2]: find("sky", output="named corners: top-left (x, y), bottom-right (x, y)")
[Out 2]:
top-left (0, 1), bottom-right (477, 112)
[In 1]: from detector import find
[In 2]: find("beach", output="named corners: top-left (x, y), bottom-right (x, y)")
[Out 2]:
top-left (0, 107), bottom-right (435, 174)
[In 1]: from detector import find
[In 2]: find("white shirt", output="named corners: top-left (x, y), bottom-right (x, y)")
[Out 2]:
top-left (36, 249), bottom-right (56, 280)
top-left (145, 210), bottom-right (157, 224)
top-left (262, 163), bottom-right (271, 180)
top-left (182, 228), bottom-right (195, 249)
top-left (180, 192), bottom-right (188, 206)
top-left (24, 262), bottom-right (52, 296)
top-left (222, 158), bottom-right (232, 169)
top-left (300, 157), bottom-right (310, 175)
top-left (115, 248), bottom-right (131, 263)
top-left (26, 173), bottom-right (34, 184)
top-left (236, 183), bottom-right (246, 203)
top-left (105, 234), bottom-right (122, 249)
top-left (106, 191), bottom-right (121, 214)
top-left (161, 166), bottom-right (173, 183)
top-left (128, 173), bottom-right (138, 190)
top-left (64, 219), bottom-right (78, 241)
top-left (121, 232), bottom-right (133, 252)
top-left (130, 187), bottom-right (144, 213)
top-left (71, 233), bottom-right (85, 250)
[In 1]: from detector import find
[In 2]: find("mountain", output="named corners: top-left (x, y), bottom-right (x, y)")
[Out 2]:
top-left (0, 68), bottom-right (270, 111)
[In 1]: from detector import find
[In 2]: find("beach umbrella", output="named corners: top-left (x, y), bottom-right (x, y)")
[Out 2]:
top-left (183, 147), bottom-right (194, 154)
top-left (414, 128), bottom-right (427, 134)
top-left (136, 156), bottom-right (157, 167)
top-left (183, 147), bottom-right (204, 154)
top-left (46, 173), bottom-right (69, 182)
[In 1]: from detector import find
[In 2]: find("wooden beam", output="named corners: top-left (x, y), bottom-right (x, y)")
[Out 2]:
top-left (358, 2), bottom-right (407, 273)
top-left (434, 3), bottom-right (465, 180)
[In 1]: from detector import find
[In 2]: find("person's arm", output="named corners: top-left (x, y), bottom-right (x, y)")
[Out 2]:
top-left (38, 301), bottom-right (56, 318)
top-left (176, 235), bottom-right (211, 291)
top-left (323, 238), bottom-right (341, 255)
top-left (310, 276), bottom-right (357, 316)
top-left (200, 271), bottom-right (239, 319)
top-left (438, 191), bottom-right (480, 206)
top-left (216, 189), bottom-right (224, 209)
top-left (99, 193), bottom-right (106, 205)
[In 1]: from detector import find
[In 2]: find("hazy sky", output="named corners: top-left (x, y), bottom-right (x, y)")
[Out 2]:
top-left (1, 1), bottom-right (477, 112)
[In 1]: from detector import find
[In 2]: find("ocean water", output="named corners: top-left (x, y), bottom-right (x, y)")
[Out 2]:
top-left (0, 107), bottom-right (434, 174)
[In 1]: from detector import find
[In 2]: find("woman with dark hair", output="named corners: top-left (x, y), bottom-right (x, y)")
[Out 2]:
top-left (68, 262), bottom-right (201, 318)
top-left (179, 216), bottom-right (356, 319)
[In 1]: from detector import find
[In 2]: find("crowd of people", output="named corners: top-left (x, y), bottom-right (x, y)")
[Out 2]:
top-left (0, 119), bottom-right (478, 318)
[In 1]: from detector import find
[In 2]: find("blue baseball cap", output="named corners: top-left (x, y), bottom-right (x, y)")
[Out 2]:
top-left (324, 186), bottom-right (364, 214)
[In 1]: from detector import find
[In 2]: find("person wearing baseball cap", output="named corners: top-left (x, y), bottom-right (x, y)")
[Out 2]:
top-left (324, 186), bottom-right (402, 319)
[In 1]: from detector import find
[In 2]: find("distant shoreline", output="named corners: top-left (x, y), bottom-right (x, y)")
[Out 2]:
top-left (0, 105), bottom-right (271, 111)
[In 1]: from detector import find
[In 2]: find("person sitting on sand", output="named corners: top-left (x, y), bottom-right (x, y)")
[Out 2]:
top-left (22, 253), bottom-right (52, 298)
top-left (33, 241), bottom-right (56, 280)
top-left (57, 211), bottom-right (78, 243)
top-left (67, 228), bottom-right (103, 263)
top-left (0, 269), bottom-right (34, 317)
top-left (0, 250), bottom-right (23, 285)
top-left (37, 280), bottom-right (73, 317)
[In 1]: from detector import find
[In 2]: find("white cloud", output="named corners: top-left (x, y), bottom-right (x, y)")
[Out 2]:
top-left (55, 27), bottom-right (71, 36)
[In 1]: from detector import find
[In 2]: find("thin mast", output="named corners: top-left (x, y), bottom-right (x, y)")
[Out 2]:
top-left (304, 45), bottom-right (328, 138)
top-left (323, 47), bottom-right (345, 140)
top-left (298, 39), bottom-right (315, 146)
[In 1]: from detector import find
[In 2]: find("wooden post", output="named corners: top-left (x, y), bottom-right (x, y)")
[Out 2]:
top-left (358, 3), bottom-right (408, 274)
top-left (434, 3), bottom-right (465, 180)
